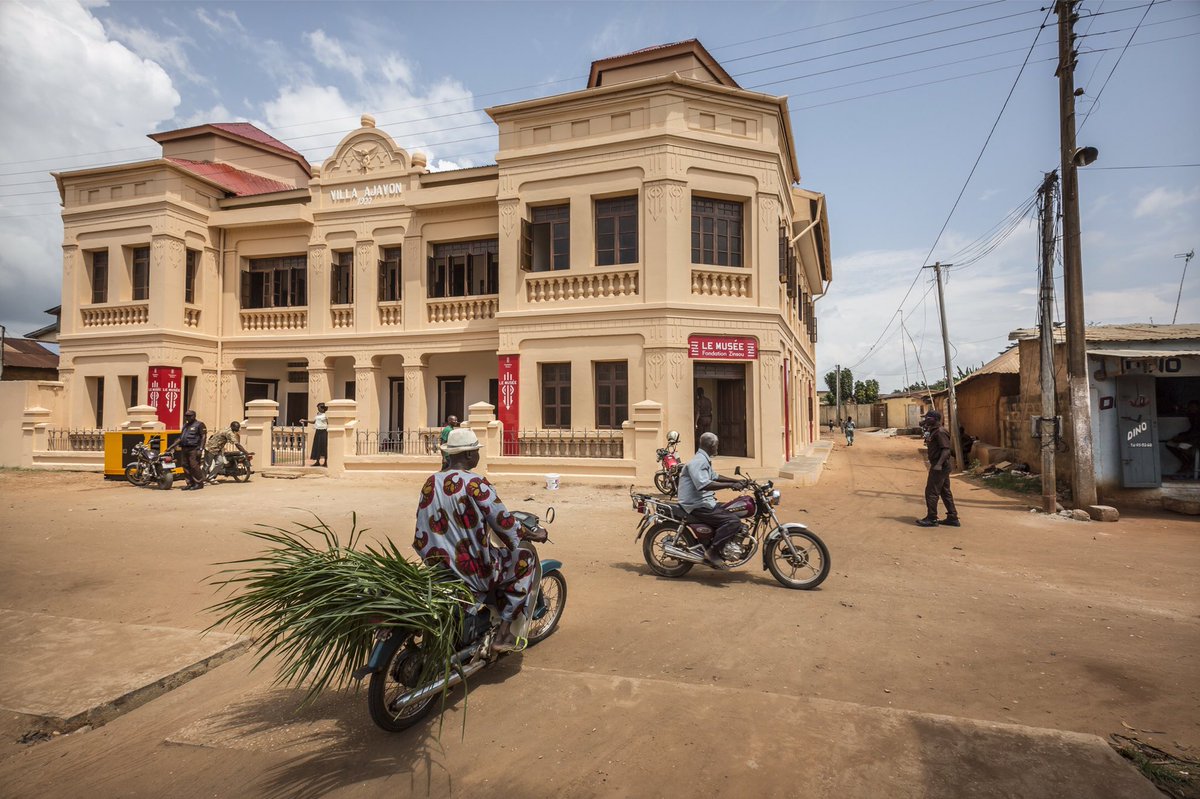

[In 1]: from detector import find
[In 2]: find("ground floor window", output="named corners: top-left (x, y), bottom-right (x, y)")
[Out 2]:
top-left (595, 361), bottom-right (628, 429)
top-left (541, 363), bottom-right (571, 428)
top-left (89, 376), bottom-right (105, 428)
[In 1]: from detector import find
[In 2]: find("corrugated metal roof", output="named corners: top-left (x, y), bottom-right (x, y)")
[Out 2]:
top-left (1010, 323), bottom-right (1200, 342)
top-left (3, 338), bottom-right (59, 370)
top-left (167, 159), bottom-right (293, 196)
top-left (208, 123), bottom-right (307, 161)
top-left (1088, 348), bottom-right (1200, 357)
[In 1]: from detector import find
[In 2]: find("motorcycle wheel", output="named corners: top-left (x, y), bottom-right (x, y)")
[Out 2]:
top-left (124, 464), bottom-right (148, 487)
top-left (642, 524), bottom-right (694, 578)
top-left (766, 527), bottom-right (831, 590)
top-left (368, 634), bottom-right (438, 732)
top-left (232, 462), bottom-right (251, 482)
top-left (525, 571), bottom-right (567, 646)
top-left (157, 471), bottom-right (174, 491)
top-left (653, 471), bottom-right (676, 496)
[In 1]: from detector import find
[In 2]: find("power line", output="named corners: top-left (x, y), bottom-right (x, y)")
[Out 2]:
top-left (1079, 0), bottom-right (1158, 132)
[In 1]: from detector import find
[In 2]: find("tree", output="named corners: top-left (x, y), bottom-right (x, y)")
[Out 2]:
top-left (824, 367), bottom-right (853, 403)
top-left (856, 379), bottom-right (880, 403)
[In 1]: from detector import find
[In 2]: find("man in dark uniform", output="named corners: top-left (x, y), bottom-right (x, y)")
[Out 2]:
top-left (916, 409), bottom-right (960, 527)
top-left (172, 409), bottom-right (208, 491)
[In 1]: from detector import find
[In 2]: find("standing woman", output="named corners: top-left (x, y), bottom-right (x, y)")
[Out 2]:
top-left (300, 403), bottom-right (329, 467)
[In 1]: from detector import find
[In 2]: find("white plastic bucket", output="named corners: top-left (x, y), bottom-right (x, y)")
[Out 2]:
top-left (545, 473), bottom-right (560, 490)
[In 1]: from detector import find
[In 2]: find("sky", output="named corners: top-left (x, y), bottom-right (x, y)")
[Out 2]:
top-left (0, 0), bottom-right (1196, 393)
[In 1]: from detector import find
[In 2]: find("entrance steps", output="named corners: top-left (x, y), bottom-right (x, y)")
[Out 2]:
top-left (780, 440), bottom-right (833, 486)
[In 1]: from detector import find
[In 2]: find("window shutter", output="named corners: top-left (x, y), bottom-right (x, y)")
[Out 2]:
top-left (520, 218), bottom-right (533, 272)
top-left (427, 255), bottom-right (435, 297)
top-left (377, 259), bottom-right (385, 301)
top-left (778, 225), bottom-right (787, 284)
top-left (240, 270), bottom-right (250, 308)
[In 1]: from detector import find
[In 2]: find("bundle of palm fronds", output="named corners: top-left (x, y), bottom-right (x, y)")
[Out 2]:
top-left (206, 514), bottom-right (474, 702)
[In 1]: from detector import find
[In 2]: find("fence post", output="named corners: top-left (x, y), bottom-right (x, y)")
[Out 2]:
top-left (21, 406), bottom-right (52, 467)
top-left (467, 401), bottom-right (497, 472)
top-left (123, 404), bottom-right (164, 431)
top-left (323, 399), bottom-right (357, 476)
top-left (244, 399), bottom-right (278, 467)
top-left (630, 400), bottom-right (664, 485)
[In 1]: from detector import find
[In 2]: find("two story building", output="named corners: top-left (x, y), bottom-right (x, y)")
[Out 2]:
top-left (51, 40), bottom-right (830, 471)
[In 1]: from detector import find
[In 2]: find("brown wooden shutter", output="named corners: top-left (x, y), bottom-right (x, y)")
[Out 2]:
top-left (240, 270), bottom-right (251, 308)
top-left (520, 217), bottom-right (533, 272)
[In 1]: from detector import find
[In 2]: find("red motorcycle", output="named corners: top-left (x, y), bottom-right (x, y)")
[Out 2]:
top-left (653, 431), bottom-right (683, 496)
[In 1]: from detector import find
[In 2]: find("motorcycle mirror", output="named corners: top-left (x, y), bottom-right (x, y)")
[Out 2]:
top-left (734, 466), bottom-right (742, 475)
top-left (545, 507), bottom-right (555, 525)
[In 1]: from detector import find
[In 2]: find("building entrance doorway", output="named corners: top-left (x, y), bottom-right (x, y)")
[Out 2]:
top-left (694, 362), bottom-right (747, 457)
top-left (389, 378), bottom-right (405, 431)
top-left (438, 376), bottom-right (465, 426)
top-left (285, 392), bottom-right (308, 426)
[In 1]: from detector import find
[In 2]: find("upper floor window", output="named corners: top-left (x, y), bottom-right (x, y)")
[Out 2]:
top-left (184, 250), bottom-right (198, 304)
top-left (692, 197), bottom-right (743, 267)
top-left (242, 255), bottom-right (307, 309)
top-left (595, 196), bottom-right (638, 266)
top-left (541, 362), bottom-right (571, 428)
top-left (89, 250), bottom-right (108, 304)
top-left (527, 204), bottom-right (570, 272)
top-left (131, 246), bottom-right (150, 301)
top-left (594, 361), bottom-right (628, 429)
top-left (428, 239), bottom-right (498, 298)
top-left (332, 250), bottom-right (354, 305)
top-left (379, 246), bottom-right (402, 301)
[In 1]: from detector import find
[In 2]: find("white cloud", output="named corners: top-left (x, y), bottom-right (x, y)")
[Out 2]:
top-left (195, 7), bottom-right (244, 36)
top-left (103, 17), bottom-right (204, 84)
top-left (1133, 186), bottom-right (1199, 219)
top-left (307, 29), bottom-right (365, 83)
top-left (0, 0), bottom-right (179, 335)
top-left (176, 103), bottom-right (238, 128)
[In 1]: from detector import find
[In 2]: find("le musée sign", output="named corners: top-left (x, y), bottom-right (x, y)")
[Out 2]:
top-left (688, 335), bottom-right (759, 360)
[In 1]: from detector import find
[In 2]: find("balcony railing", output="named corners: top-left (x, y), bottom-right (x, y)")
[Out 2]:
top-left (525, 269), bottom-right (639, 303)
top-left (378, 300), bottom-right (403, 326)
top-left (356, 429), bottom-right (441, 456)
top-left (46, 428), bottom-right (106, 451)
top-left (80, 302), bottom-right (148, 328)
top-left (427, 296), bottom-right (498, 323)
top-left (691, 267), bottom-right (752, 298)
top-left (184, 306), bottom-right (201, 327)
top-left (513, 428), bottom-right (624, 459)
top-left (240, 307), bottom-right (307, 331)
top-left (330, 305), bottom-right (354, 329)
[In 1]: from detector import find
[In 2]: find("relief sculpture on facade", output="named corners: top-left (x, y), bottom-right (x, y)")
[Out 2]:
top-left (646, 351), bottom-right (666, 389)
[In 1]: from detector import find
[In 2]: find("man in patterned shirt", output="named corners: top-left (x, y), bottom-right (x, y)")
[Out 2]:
top-left (414, 428), bottom-right (547, 654)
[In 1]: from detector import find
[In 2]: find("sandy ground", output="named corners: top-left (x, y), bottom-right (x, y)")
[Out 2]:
top-left (0, 431), bottom-right (1196, 796)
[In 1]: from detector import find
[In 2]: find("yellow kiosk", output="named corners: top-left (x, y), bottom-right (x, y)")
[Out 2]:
top-left (103, 431), bottom-right (181, 478)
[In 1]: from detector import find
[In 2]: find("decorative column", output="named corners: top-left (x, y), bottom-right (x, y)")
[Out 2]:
top-left (307, 361), bottom-right (333, 419)
top-left (200, 368), bottom-right (219, 427)
top-left (642, 179), bottom-right (688, 303)
top-left (402, 362), bottom-right (428, 431)
top-left (243, 399), bottom-right (278, 465)
top-left (354, 360), bottom-right (381, 431)
top-left (755, 193), bottom-right (781, 310)
top-left (60, 245), bottom-right (81, 337)
top-left (307, 242), bottom-right (329, 335)
top-left (630, 400), bottom-right (665, 484)
top-left (149, 234), bottom-right (185, 329)
top-left (219, 368), bottom-right (245, 423)
top-left (497, 197), bottom-right (522, 312)
top-left (643, 345), bottom-right (689, 448)
top-left (323, 398), bottom-right (357, 476)
top-left (353, 239), bottom-right (374, 333)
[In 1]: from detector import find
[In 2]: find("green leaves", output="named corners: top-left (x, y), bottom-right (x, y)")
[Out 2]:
top-left (206, 513), bottom-right (472, 704)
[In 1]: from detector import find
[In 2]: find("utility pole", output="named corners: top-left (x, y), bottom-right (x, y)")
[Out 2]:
top-left (834, 362), bottom-right (842, 430)
top-left (1037, 172), bottom-right (1060, 514)
top-left (1173, 249), bottom-right (1194, 324)
top-left (1056, 0), bottom-right (1098, 508)
top-left (929, 262), bottom-right (965, 471)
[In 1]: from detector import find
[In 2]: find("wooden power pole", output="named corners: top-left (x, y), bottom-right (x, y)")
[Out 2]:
top-left (1056, 0), bottom-right (1098, 508)
top-left (929, 262), bottom-right (965, 471)
top-left (1037, 171), bottom-right (1060, 514)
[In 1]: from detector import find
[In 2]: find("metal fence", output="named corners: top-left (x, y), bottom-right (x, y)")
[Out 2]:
top-left (272, 426), bottom-right (307, 466)
top-left (356, 429), bottom-right (441, 456)
top-left (46, 428), bottom-right (105, 452)
top-left (513, 429), bottom-right (624, 459)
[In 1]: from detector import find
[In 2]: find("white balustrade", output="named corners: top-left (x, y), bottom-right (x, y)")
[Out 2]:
top-left (525, 269), bottom-right (639, 303)
top-left (378, 301), bottom-right (403, 326)
top-left (80, 302), bottom-right (149, 327)
top-left (427, 296), bottom-right (498, 323)
top-left (184, 306), bottom-right (201, 327)
top-left (239, 307), bottom-right (308, 331)
top-left (330, 305), bottom-right (354, 329)
top-left (691, 267), bottom-right (752, 298)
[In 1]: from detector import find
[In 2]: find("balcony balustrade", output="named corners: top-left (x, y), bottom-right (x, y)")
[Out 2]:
top-left (427, 296), bottom-right (498, 323)
top-left (184, 306), bottom-right (201, 328)
top-left (691, 267), bottom-right (752, 298)
top-left (330, 305), bottom-right (354, 329)
top-left (239, 307), bottom-right (307, 332)
top-left (80, 302), bottom-right (149, 328)
top-left (378, 301), bottom-right (403, 326)
top-left (525, 269), bottom-right (639, 303)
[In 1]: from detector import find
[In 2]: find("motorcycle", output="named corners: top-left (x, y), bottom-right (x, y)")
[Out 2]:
top-left (356, 507), bottom-right (567, 732)
top-left (206, 450), bottom-right (254, 483)
top-left (654, 442), bottom-right (682, 496)
top-left (124, 439), bottom-right (176, 490)
top-left (632, 468), bottom-right (830, 590)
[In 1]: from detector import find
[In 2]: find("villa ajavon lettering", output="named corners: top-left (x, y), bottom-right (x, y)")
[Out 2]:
top-left (330, 182), bottom-right (403, 205)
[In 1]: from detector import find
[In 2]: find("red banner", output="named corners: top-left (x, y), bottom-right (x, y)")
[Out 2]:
top-left (688, 335), bottom-right (759, 360)
top-left (497, 355), bottom-right (520, 455)
top-left (147, 366), bottom-right (183, 428)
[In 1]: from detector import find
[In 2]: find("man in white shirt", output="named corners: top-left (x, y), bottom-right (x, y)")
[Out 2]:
top-left (676, 432), bottom-right (745, 570)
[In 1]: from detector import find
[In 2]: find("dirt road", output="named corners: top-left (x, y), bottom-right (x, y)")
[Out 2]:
top-left (0, 431), bottom-right (1195, 797)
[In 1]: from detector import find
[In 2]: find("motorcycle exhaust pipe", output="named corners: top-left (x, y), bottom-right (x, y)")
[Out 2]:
top-left (662, 543), bottom-right (706, 564)
top-left (395, 657), bottom-right (488, 708)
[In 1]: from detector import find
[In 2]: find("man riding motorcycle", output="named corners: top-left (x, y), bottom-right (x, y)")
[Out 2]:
top-left (677, 431), bottom-right (747, 570)
top-left (413, 428), bottom-right (547, 654)
top-left (204, 421), bottom-right (251, 482)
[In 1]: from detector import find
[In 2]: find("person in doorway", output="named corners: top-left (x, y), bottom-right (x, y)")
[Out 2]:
top-left (677, 432), bottom-right (747, 570)
top-left (1165, 400), bottom-right (1200, 476)
top-left (299, 403), bottom-right (328, 466)
top-left (171, 409), bottom-right (207, 491)
top-left (439, 414), bottom-right (460, 470)
top-left (916, 410), bottom-right (960, 527)
top-left (844, 417), bottom-right (856, 446)
top-left (414, 428), bottom-right (547, 654)
top-left (203, 420), bottom-right (251, 481)
top-left (694, 387), bottom-right (714, 441)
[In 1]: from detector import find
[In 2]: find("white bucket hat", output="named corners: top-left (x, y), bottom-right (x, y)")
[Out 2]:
top-left (440, 428), bottom-right (482, 454)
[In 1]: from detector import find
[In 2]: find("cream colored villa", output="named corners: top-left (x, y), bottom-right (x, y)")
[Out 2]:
top-left (46, 40), bottom-right (830, 475)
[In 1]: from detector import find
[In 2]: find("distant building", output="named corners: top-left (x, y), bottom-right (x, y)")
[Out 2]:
top-left (1, 337), bottom-right (59, 381)
top-left (24, 306), bottom-right (61, 344)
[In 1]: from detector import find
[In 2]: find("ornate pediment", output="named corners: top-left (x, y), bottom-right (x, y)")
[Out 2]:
top-left (320, 115), bottom-right (419, 179)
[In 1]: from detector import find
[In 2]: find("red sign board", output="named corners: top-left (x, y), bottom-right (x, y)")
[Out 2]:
top-left (497, 355), bottom-right (520, 455)
top-left (147, 366), bottom-right (183, 428)
top-left (688, 335), bottom-right (758, 360)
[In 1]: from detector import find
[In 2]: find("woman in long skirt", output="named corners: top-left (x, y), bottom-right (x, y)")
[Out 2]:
top-left (303, 403), bottom-right (329, 466)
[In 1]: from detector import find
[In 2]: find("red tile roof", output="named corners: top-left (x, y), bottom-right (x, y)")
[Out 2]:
top-left (207, 123), bottom-right (307, 161)
top-left (167, 158), bottom-right (294, 196)
top-left (3, 338), bottom-right (59, 370)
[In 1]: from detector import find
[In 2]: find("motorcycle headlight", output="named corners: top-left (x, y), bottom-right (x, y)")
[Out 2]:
top-left (770, 490), bottom-right (782, 507)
